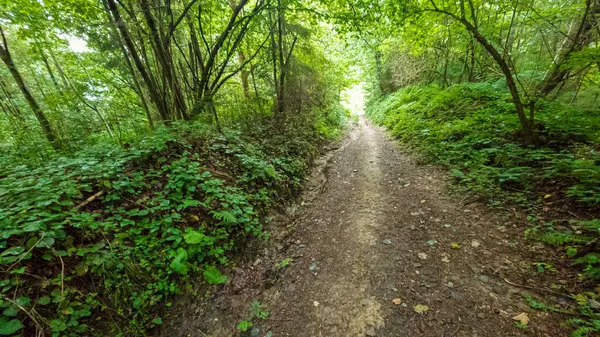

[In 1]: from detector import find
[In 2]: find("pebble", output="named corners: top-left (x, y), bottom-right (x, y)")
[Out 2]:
top-left (478, 275), bottom-right (490, 283)
top-left (382, 239), bottom-right (392, 245)
top-left (365, 326), bottom-right (376, 336)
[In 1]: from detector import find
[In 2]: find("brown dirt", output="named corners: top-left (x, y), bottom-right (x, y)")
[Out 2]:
top-left (157, 117), bottom-right (572, 337)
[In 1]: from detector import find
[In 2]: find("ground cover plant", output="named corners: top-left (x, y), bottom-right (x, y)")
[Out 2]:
top-left (0, 0), bottom-right (348, 334)
top-left (0, 112), bottom-right (345, 336)
top-left (3, 0), bottom-right (600, 335)
top-left (367, 82), bottom-right (600, 335)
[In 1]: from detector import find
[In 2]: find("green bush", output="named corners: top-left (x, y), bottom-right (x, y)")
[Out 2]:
top-left (368, 82), bottom-right (600, 335)
top-left (0, 118), bottom-right (336, 336)
top-left (368, 82), bottom-right (600, 206)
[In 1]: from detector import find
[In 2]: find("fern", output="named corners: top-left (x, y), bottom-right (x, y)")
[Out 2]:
top-left (535, 231), bottom-right (593, 246)
top-left (578, 220), bottom-right (600, 232)
top-left (567, 318), bottom-right (600, 337)
top-left (211, 210), bottom-right (237, 224)
top-left (178, 199), bottom-right (202, 211)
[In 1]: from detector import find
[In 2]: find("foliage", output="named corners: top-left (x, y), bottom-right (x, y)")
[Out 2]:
top-left (0, 115), bottom-right (341, 336)
top-left (0, 0), bottom-right (349, 333)
top-left (368, 83), bottom-right (600, 206)
top-left (250, 300), bottom-right (269, 319)
top-left (237, 320), bottom-right (253, 332)
top-left (368, 82), bottom-right (600, 335)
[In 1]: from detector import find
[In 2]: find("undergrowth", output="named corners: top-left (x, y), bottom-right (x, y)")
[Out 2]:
top-left (367, 83), bottom-right (600, 335)
top-left (0, 113), bottom-right (344, 336)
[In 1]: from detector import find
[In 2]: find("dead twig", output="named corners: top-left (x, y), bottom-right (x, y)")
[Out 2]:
top-left (51, 248), bottom-right (65, 299)
top-left (0, 295), bottom-right (46, 337)
top-left (73, 190), bottom-right (105, 211)
top-left (502, 276), bottom-right (569, 297)
top-left (4, 234), bottom-right (44, 273)
top-left (266, 317), bottom-right (300, 322)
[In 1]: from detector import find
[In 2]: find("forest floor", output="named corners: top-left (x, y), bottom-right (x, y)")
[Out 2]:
top-left (159, 117), bottom-right (571, 337)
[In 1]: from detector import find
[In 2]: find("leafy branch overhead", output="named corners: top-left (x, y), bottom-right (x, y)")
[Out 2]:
top-left (0, 0), bottom-right (348, 335)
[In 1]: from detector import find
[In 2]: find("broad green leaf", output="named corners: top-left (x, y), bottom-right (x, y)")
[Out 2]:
top-left (183, 230), bottom-right (205, 245)
top-left (169, 248), bottom-right (189, 275)
top-left (37, 296), bottom-right (51, 305)
top-left (36, 237), bottom-right (55, 248)
top-left (237, 320), bottom-right (253, 332)
top-left (10, 267), bottom-right (26, 274)
top-left (0, 319), bottom-right (24, 335)
top-left (2, 306), bottom-right (18, 317)
top-left (203, 266), bottom-right (227, 285)
top-left (15, 297), bottom-right (30, 306)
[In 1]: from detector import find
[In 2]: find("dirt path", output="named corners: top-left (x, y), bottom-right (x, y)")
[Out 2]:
top-left (160, 117), bottom-right (567, 336)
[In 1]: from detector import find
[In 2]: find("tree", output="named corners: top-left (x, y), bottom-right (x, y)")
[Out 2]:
top-left (424, 0), bottom-right (600, 144)
top-left (270, 0), bottom-right (299, 118)
top-left (0, 26), bottom-right (61, 149)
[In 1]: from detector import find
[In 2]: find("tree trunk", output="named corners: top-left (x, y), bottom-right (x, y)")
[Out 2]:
top-left (536, 0), bottom-right (599, 98)
top-left (0, 27), bottom-right (61, 149)
top-left (139, 0), bottom-right (187, 120)
top-left (468, 23), bottom-right (533, 143)
top-left (102, 0), bottom-right (154, 128)
top-left (104, 0), bottom-right (170, 121)
top-left (229, 0), bottom-right (251, 99)
top-left (276, 0), bottom-right (286, 115)
top-left (40, 51), bottom-right (61, 89)
top-left (375, 50), bottom-right (385, 94)
top-left (431, 5), bottom-right (534, 143)
top-left (238, 51), bottom-right (250, 98)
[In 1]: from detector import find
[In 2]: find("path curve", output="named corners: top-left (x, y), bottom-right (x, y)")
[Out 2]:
top-left (159, 117), bottom-right (565, 337)
top-left (263, 117), bottom-right (561, 336)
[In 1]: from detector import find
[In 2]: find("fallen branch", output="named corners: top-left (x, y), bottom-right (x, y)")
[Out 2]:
top-left (51, 248), bottom-right (65, 300)
top-left (73, 190), bottom-right (105, 211)
top-left (502, 276), bottom-right (569, 297)
top-left (0, 295), bottom-right (46, 337)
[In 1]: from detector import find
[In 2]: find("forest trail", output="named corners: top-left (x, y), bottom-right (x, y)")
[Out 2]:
top-left (161, 117), bottom-right (565, 336)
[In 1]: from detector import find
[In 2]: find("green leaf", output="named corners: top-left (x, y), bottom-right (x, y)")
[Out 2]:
top-left (265, 166), bottom-right (277, 178)
top-left (0, 319), bottom-right (24, 335)
top-left (1, 247), bottom-right (24, 257)
top-left (25, 237), bottom-right (39, 249)
top-left (566, 246), bottom-right (578, 257)
top-left (37, 296), bottom-right (51, 305)
top-left (203, 266), bottom-right (227, 284)
top-left (10, 267), bottom-right (26, 274)
top-left (280, 258), bottom-right (292, 268)
top-left (36, 237), bottom-right (55, 248)
top-left (211, 211), bottom-right (237, 224)
top-left (15, 297), bottom-right (30, 306)
top-left (22, 223), bottom-right (42, 232)
top-left (237, 320), bottom-right (253, 332)
top-left (2, 306), bottom-right (18, 317)
top-left (183, 230), bottom-right (205, 245)
top-left (169, 248), bottom-right (189, 275)
top-left (181, 199), bottom-right (201, 210)
top-left (151, 317), bottom-right (163, 325)
top-left (50, 319), bottom-right (67, 332)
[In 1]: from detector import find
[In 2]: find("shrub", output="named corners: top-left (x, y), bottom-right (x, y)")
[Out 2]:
top-left (0, 118), bottom-right (335, 336)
